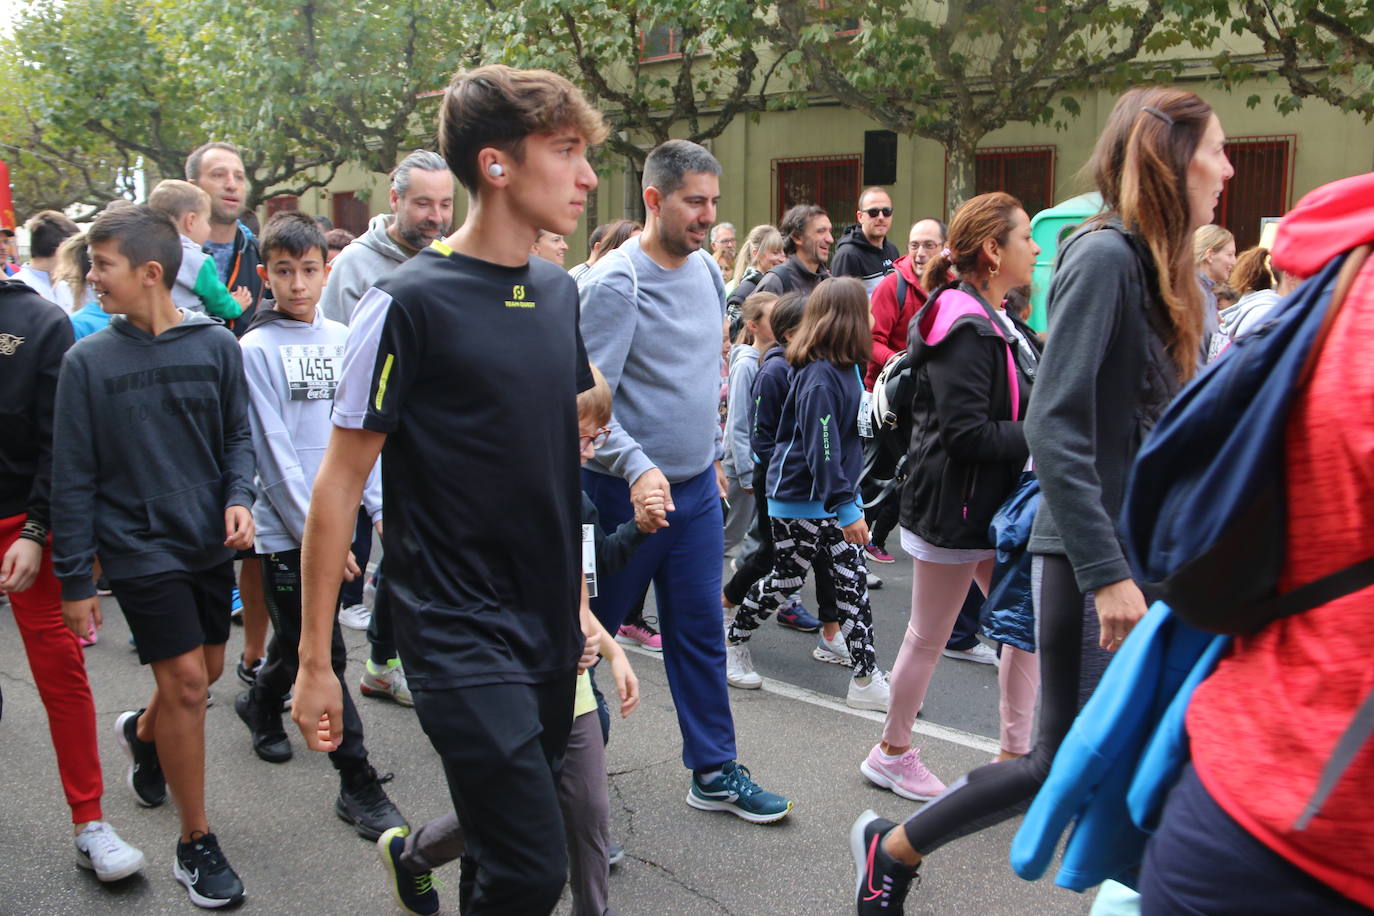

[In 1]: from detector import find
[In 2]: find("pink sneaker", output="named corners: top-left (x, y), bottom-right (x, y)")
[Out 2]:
top-left (864, 544), bottom-right (896, 564)
top-left (615, 623), bottom-right (662, 652)
top-left (860, 744), bottom-right (947, 801)
top-left (79, 622), bottom-right (98, 648)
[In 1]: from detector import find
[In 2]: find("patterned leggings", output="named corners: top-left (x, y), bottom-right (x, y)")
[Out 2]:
top-left (728, 516), bottom-right (877, 677)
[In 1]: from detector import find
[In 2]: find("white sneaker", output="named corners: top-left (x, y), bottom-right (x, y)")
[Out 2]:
top-left (942, 642), bottom-right (1000, 667)
top-left (74, 821), bottom-right (145, 882)
top-left (338, 603), bottom-right (372, 630)
top-left (866, 570), bottom-right (883, 589)
top-left (360, 659), bottom-right (414, 707)
top-left (812, 630), bottom-right (854, 667)
top-left (847, 669), bottom-right (891, 712)
top-left (725, 644), bottom-right (763, 689)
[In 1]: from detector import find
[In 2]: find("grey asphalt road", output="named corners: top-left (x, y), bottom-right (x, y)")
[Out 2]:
top-left (0, 552), bottom-right (1091, 915)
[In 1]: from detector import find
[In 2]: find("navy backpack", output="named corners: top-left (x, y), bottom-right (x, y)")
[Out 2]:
top-left (1121, 244), bottom-right (1374, 635)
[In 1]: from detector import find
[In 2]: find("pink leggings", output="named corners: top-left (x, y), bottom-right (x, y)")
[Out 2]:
top-left (881, 556), bottom-right (1040, 755)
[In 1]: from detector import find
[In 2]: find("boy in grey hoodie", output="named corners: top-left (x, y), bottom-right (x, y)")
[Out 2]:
top-left (234, 213), bottom-right (406, 842)
top-left (51, 205), bottom-right (254, 909)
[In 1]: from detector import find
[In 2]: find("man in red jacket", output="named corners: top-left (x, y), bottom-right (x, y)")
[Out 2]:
top-left (866, 218), bottom-right (945, 389)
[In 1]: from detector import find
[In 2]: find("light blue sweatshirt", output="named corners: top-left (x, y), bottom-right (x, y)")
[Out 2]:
top-left (722, 342), bottom-right (760, 481)
top-left (578, 236), bottom-right (726, 484)
top-left (240, 307), bottom-right (381, 553)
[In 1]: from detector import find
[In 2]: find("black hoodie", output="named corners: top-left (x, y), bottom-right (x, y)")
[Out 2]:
top-left (830, 225), bottom-right (899, 293)
top-left (0, 280), bottom-right (74, 531)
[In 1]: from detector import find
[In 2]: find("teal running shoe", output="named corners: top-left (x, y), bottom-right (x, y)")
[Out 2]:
top-left (686, 761), bottom-right (792, 823)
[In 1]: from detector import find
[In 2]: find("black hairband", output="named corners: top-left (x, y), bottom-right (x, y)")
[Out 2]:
top-left (1142, 105), bottom-right (1175, 126)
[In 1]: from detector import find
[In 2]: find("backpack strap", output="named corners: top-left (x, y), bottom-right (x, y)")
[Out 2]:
top-left (1295, 684), bottom-right (1374, 830)
top-left (895, 270), bottom-right (908, 314)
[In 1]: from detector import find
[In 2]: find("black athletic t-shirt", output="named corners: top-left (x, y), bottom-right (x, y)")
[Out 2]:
top-left (334, 241), bottom-right (592, 689)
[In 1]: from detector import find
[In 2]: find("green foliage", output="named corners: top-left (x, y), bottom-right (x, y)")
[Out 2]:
top-left (769, 0), bottom-right (1198, 210)
top-left (490, 0), bottom-right (768, 165)
top-left (12, 0), bottom-right (482, 208)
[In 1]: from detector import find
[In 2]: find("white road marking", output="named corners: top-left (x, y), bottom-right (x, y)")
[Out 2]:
top-left (621, 644), bottom-right (1001, 755)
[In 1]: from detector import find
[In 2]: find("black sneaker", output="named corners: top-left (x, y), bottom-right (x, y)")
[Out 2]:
top-left (336, 767), bottom-right (408, 841)
top-left (114, 710), bottom-right (166, 807)
top-left (377, 826), bottom-right (438, 915)
top-left (233, 691), bottom-right (292, 763)
top-left (174, 832), bottom-right (245, 909)
top-left (235, 656), bottom-right (264, 686)
top-left (851, 809), bottom-right (919, 915)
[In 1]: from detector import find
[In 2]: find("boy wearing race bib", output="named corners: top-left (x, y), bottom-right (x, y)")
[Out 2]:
top-left (235, 213), bottom-right (406, 841)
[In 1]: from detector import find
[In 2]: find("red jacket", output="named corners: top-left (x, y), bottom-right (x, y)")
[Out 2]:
top-left (865, 254), bottom-right (928, 389)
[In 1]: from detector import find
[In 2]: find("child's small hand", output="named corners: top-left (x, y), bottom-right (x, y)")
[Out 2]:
top-left (609, 650), bottom-right (640, 718)
top-left (61, 597), bottom-right (102, 640)
top-left (231, 286), bottom-right (252, 307)
top-left (841, 517), bottom-right (870, 546)
top-left (641, 491), bottom-right (668, 527)
top-left (224, 505), bottom-right (255, 550)
top-left (578, 631), bottom-right (600, 673)
top-left (343, 550), bottom-right (361, 582)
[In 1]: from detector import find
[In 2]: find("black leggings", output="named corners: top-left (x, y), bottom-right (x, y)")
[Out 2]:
top-left (722, 461), bottom-right (838, 621)
top-left (900, 553), bottom-right (1112, 853)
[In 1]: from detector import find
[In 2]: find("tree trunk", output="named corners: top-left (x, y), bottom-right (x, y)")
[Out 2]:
top-left (944, 132), bottom-right (981, 217)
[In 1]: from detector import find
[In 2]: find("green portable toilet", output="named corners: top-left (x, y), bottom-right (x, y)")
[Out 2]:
top-left (1028, 192), bottom-right (1104, 332)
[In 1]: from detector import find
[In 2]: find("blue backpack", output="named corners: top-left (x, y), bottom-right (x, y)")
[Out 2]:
top-left (1121, 244), bottom-right (1374, 635)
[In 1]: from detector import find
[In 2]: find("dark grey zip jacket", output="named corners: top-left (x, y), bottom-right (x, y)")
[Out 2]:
top-left (1024, 220), bottom-right (1182, 592)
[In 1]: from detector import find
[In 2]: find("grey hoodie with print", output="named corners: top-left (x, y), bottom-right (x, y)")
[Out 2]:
top-left (51, 309), bottom-right (255, 600)
top-left (320, 214), bottom-right (415, 326)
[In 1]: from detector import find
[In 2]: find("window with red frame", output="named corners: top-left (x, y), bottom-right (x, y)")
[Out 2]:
top-left (640, 24), bottom-right (683, 61)
top-left (1217, 135), bottom-right (1294, 250)
top-left (774, 156), bottom-right (860, 226)
top-left (265, 195), bottom-right (299, 218)
top-left (973, 146), bottom-right (1056, 218)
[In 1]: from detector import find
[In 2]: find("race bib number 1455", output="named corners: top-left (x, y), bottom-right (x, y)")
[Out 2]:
top-left (279, 344), bottom-right (343, 401)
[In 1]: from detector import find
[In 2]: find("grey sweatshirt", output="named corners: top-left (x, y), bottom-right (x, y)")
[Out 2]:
top-left (722, 342), bottom-right (760, 481)
top-left (578, 235), bottom-right (726, 484)
top-left (320, 214), bottom-right (414, 325)
top-left (51, 310), bottom-right (255, 600)
top-left (240, 308), bottom-right (382, 554)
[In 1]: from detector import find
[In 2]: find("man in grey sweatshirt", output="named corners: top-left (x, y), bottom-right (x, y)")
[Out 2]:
top-left (579, 140), bottom-right (792, 824)
top-left (320, 151), bottom-right (454, 326)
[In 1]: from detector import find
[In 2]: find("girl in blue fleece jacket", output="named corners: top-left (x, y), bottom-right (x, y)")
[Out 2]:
top-left (726, 278), bottom-right (889, 712)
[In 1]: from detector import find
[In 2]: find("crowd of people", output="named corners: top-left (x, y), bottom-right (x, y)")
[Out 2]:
top-left (1, 63), bottom-right (1370, 916)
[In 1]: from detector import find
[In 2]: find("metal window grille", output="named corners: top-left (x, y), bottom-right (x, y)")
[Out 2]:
top-left (772, 155), bottom-right (862, 226)
top-left (972, 146), bottom-right (1056, 217)
top-left (1217, 135), bottom-right (1295, 250)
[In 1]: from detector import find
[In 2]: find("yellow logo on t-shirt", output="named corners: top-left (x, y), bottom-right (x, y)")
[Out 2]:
top-left (506, 284), bottom-right (535, 309)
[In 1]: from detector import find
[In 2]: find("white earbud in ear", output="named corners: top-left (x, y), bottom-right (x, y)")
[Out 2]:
top-left (488, 162), bottom-right (504, 178)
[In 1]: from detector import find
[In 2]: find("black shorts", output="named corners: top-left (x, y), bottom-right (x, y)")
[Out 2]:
top-left (111, 561), bottom-right (236, 665)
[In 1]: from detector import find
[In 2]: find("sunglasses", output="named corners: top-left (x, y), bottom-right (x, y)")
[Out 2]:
top-left (580, 426), bottom-right (611, 447)
top-left (863, 207), bottom-right (893, 218)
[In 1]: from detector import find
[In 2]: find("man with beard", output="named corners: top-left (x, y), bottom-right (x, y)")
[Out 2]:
top-left (322, 150), bottom-right (455, 326)
top-left (830, 187), bottom-right (899, 295)
top-left (319, 149), bottom-right (455, 708)
top-left (579, 140), bottom-right (792, 823)
top-left (756, 204), bottom-right (833, 296)
top-left (187, 142), bottom-right (262, 336)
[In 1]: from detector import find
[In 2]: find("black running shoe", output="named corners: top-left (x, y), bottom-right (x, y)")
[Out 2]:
top-left (174, 832), bottom-right (245, 909)
top-left (337, 767), bottom-right (408, 841)
top-left (377, 826), bottom-right (439, 915)
top-left (114, 710), bottom-right (166, 807)
top-left (233, 691), bottom-right (292, 763)
top-left (851, 810), bottom-right (919, 915)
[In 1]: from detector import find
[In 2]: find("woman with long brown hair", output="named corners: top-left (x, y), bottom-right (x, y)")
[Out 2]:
top-left (859, 192), bottom-right (1043, 803)
top-left (852, 87), bottom-right (1233, 913)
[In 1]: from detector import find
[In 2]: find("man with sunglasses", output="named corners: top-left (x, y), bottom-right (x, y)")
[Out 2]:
top-left (830, 187), bottom-right (900, 295)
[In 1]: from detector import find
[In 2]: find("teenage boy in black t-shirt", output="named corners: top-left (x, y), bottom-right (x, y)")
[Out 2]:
top-left (291, 65), bottom-right (607, 915)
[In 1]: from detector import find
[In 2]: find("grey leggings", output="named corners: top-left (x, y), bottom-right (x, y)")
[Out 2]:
top-left (400, 711), bottom-right (617, 916)
top-left (899, 553), bottom-right (1112, 852)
